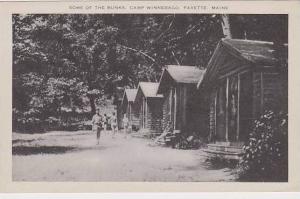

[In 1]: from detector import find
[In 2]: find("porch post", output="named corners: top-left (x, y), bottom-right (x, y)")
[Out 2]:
top-left (237, 74), bottom-right (240, 141)
top-left (225, 77), bottom-right (229, 142)
top-left (142, 98), bottom-right (145, 128)
top-left (174, 87), bottom-right (177, 130)
top-left (145, 98), bottom-right (148, 129)
top-left (260, 72), bottom-right (264, 114)
top-left (129, 104), bottom-right (131, 121)
top-left (214, 90), bottom-right (217, 141)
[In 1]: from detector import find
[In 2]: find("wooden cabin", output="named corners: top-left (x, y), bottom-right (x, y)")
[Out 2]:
top-left (157, 65), bottom-right (207, 136)
top-left (134, 82), bottom-right (163, 136)
top-left (121, 88), bottom-right (139, 131)
top-left (198, 38), bottom-right (288, 159)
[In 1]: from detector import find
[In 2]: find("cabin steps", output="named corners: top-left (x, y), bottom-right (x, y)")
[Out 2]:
top-left (203, 143), bottom-right (244, 160)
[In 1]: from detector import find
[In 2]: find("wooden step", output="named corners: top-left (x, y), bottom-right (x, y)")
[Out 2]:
top-left (203, 142), bottom-right (245, 160)
top-left (203, 148), bottom-right (243, 156)
top-left (203, 149), bottom-right (244, 160)
top-left (207, 144), bottom-right (244, 153)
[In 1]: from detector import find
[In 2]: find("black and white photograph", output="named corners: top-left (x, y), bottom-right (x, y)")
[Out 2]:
top-left (12, 13), bottom-right (288, 182)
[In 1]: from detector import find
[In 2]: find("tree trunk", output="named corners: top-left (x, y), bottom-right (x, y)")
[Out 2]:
top-left (88, 95), bottom-right (96, 115)
top-left (221, 14), bottom-right (232, 39)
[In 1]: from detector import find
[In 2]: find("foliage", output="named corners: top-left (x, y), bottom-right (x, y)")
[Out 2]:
top-left (238, 110), bottom-right (288, 182)
top-left (172, 133), bottom-right (206, 150)
top-left (12, 108), bottom-right (44, 133)
top-left (12, 14), bottom-right (288, 133)
top-left (13, 71), bottom-right (91, 132)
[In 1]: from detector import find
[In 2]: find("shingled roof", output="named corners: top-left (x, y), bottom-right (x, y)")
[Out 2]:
top-left (221, 38), bottom-right (287, 65)
top-left (197, 38), bottom-right (288, 88)
top-left (157, 65), bottom-right (205, 94)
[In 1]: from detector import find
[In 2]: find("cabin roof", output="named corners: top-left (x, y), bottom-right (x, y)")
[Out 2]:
top-left (157, 65), bottom-right (205, 93)
top-left (121, 88), bottom-right (137, 106)
top-left (165, 65), bottom-right (205, 84)
top-left (134, 82), bottom-right (163, 103)
top-left (124, 89), bottom-right (138, 102)
top-left (139, 82), bottom-right (162, 98)
top-left (197, 38), bottom-right (288, 88)
top-left (222, 38), bottom-right (286, 65)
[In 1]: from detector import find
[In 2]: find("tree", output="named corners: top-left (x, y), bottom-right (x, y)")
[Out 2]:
top-left (13, 14), bottom-right (288, 132)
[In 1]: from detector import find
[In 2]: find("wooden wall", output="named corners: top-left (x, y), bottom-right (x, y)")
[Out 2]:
top-left (129, 102), bottom-right (140, 130)
top-left (253, 72), bottom-right (263, 119)
top-left (162, 88), bottom-right (173, 132)
top-left (147, 98), bottom-right (163, 135)
top-left (138, 98), bottom-right (144, 130)
top-left (208, 68), bottom-right (286, 143)
top-left (208, 91), bottom-right (217, 142)
top-left (262, 72), bottom-right (286, 111)
top-left (252, 71), bottom-right (286, 119)
top-left (137, 97), bottom-right (163, 135)
top-left (161, 83), bottom-right (208, 136)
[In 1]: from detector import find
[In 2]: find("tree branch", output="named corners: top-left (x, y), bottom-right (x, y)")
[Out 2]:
top-left (171, 51), bottom-right (180, 65)
top-left (185, 24), bottom-right (198, 35)
top-left (118, 44), bottom-right (156, 63)
top-left (153, 14), bottom-right (175, 43)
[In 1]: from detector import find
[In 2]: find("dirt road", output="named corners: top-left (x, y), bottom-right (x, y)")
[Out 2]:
top-left (12, 130), bottom-right (236, 181)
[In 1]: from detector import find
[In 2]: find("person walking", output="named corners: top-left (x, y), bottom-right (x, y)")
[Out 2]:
top-left (92, 108), bottom-right (103, 145)
top-left (110, 112), bottom-right (118, 139)
top-left (107, 114), bottom-right (111, 132)
top-left (122, 115), bottom-right (129, 138)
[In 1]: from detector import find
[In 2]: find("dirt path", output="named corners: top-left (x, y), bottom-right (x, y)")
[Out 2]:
top-left (12, 131), bottom-right (236, 181)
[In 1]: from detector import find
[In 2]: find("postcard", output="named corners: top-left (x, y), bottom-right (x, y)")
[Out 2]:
top-left (0, 0), bottom-right (299, 192)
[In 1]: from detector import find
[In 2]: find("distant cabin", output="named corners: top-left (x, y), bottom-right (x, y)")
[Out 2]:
top-left (134, 82), bottom-right (163, 136)
top-left (121, 88), bottom-right (139, 131)
top-left (157, 65), bottom-right (207, 136)
top-left (198, 38), bottom-right (287, 158)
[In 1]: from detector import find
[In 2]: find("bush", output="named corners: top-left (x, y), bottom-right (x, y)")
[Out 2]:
top-left (13, 108), bottom-right (92, 133)
top-left (13, 108), bottom-right (45, 133)
top-left (172, 132), bottom-right (206, 150)
top-left (238, 110), bottom-right (288, 182)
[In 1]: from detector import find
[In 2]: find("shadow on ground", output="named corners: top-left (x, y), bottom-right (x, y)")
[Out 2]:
top-left (12, 139), bottom-right (36, 145)
top-left (12, 146), bottom-right (77, 155)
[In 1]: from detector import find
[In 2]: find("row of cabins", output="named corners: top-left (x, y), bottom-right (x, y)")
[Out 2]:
top-left (117, 38), bottom-right (287, 158)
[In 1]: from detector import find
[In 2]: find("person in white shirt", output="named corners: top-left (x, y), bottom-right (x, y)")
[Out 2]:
top-left (91, 108), bottom-right (103, 145)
